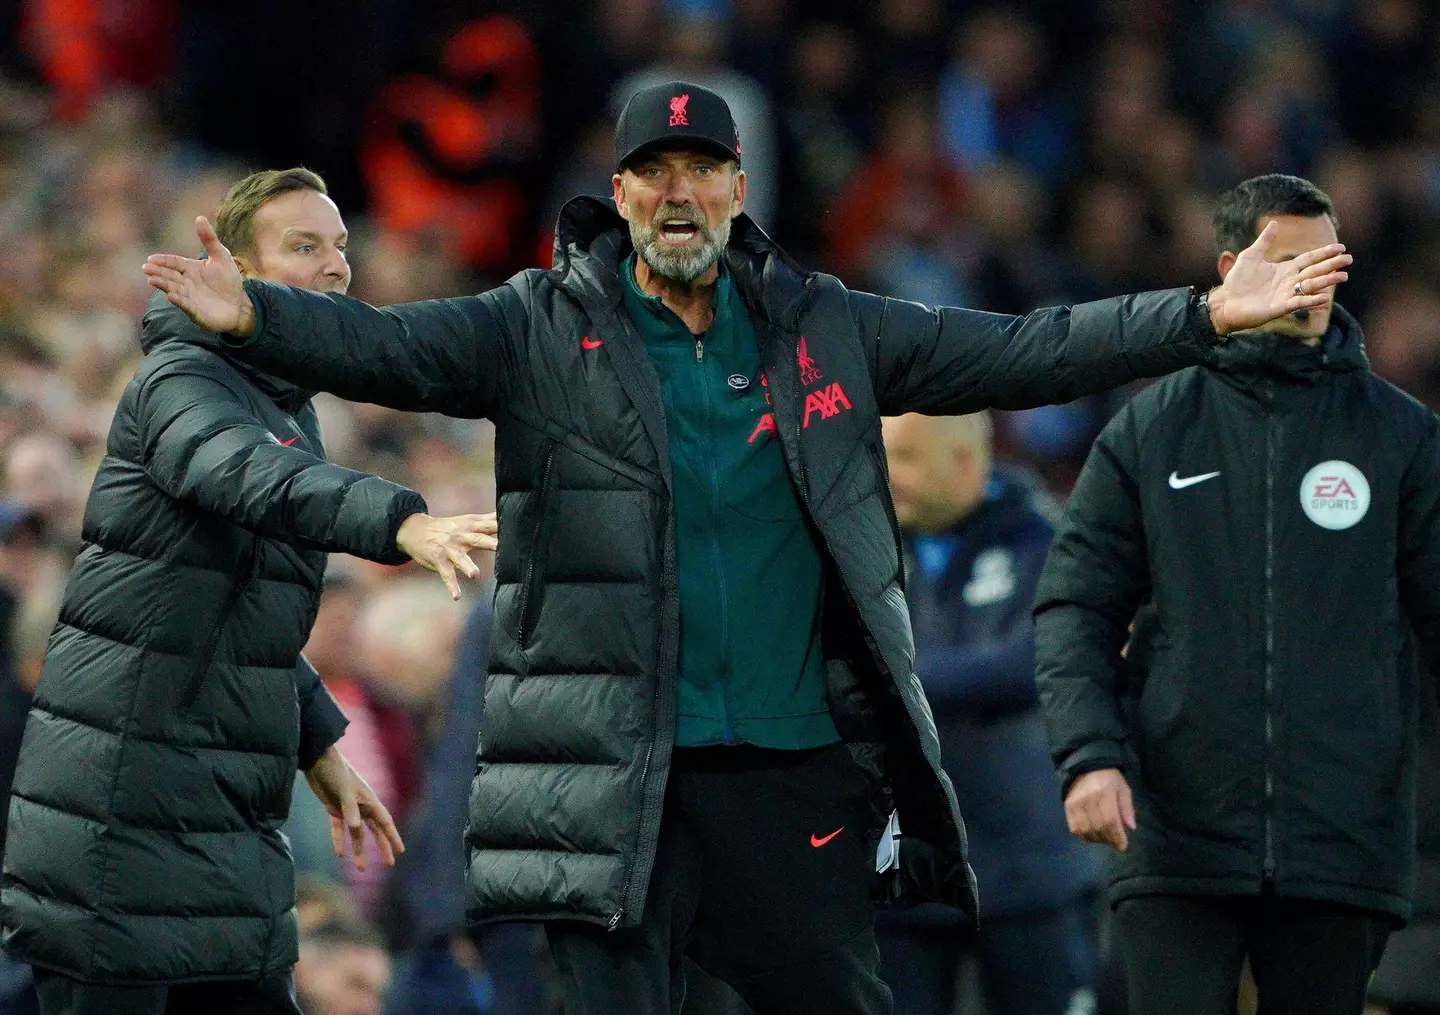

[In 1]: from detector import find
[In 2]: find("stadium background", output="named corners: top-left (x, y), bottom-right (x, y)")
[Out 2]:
top-left (0, 1), bottom-right (1439, 1013)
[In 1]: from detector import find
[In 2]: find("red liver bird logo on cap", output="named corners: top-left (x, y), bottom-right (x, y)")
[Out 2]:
top-left (669, 93), bottom-right (690, 127)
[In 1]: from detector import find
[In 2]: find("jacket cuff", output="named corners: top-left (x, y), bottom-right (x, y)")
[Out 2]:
top-left (225, 283), bottom-right (267, 348)
top-left (298, 682), bottom-right (349, 771)
top-left (380, 489), bottom-right (429, 566)
top-left (1058, 740), bottom-right (1128, 796)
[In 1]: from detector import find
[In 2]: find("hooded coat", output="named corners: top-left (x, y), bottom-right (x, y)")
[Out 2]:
top-left (1035, 307), bottom-right (1440, 920)
top-left (1, 296), bottom-right (426, 983)
top-left (216, 196), bottom-right (1223, 929)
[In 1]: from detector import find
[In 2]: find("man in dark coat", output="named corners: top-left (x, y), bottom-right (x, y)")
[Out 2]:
top-left (876, 411), bottom-right (1101, 1015)
top-left (1034, 173), bottom-right (1440, 1014)
top-left (3, 169), bottom-right (495, 1015)
top-left (143, 86), bottom-right (1350, 1015)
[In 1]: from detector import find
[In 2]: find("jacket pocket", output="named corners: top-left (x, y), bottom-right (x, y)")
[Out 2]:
top-left (182, 536), bottom-right (261, 710)
top-left (516, 438), bottom-right (560, 648)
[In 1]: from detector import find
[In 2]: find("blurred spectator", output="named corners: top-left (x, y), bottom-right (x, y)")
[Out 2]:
top-left (296, 918), bottom-right (392, 1015)
top-left (384, 590), bottom-right (549, 1015)
top-left (824, 86), bottom-right (973, 304)
top-left (775, 21), bottom-right (867, 262)
top-left (877, 412), bottom-right (1101, 1015)
top-left (1367, 684), bottom-right (1440, 1015)
top-left (939, 9), bottom-right (1076, 188)
top-left (611, 13), bottom-right (779, 226)
top-left (360, 15), bottom-right (542, 280)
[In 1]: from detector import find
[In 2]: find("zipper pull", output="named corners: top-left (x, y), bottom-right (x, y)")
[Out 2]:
top-left (607, 910), bottom-right (624, 931)
top-left (695, 337), bottom-right (704, 362)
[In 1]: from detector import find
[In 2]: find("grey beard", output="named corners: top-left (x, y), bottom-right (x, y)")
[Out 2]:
top-left (631, 215), bottom-right (731, 283)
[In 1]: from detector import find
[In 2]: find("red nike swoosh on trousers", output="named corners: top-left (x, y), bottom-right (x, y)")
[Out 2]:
top-left (278, 436), bottom-right (299, 446)
top-left (581, 336), bottom-right (604, 349)
top-left (810, 827), bottom-right (844, 847)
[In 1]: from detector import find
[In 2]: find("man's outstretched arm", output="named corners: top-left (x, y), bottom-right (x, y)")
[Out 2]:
top-left (143, 216), bottom-right (521, 419)
top-left (862, 220), bottom-right (1350, 415)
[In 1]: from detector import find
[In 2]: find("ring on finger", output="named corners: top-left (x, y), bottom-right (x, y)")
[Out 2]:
top-left (1293, 281), bottom-right (1305, 296)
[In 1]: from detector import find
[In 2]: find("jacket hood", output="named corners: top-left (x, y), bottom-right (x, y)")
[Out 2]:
top-left (141, 290), bottom-right (315, 411)
top-left (550, 195), bottom-right (815, 331)
top-left (1213, 302), bottom-right (1368, 385)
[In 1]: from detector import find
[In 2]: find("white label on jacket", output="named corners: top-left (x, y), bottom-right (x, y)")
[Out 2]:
top-left (1299, 460), bottom-right (1370, 530)
top-left (962, 547), bottom-right (1016, 606)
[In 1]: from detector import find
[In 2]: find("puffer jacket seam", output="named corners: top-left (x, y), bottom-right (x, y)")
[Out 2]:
top-left (91, 566), bottom-right (174, 977)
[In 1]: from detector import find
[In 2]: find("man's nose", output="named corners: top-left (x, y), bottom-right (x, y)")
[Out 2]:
top-left (661, 174), bottom-right (696, 207)
top-left (324, 249), bottom-right (348, 278)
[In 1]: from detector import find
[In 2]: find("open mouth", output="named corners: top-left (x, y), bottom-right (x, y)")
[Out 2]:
top-left (659, 219), bottom-right (701, 244)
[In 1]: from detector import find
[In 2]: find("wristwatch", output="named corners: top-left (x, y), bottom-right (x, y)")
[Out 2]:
top-left (1194, 286), bottom-right (1228, 344)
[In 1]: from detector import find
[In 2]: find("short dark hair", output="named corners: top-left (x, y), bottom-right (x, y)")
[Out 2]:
top-left (214, 167), bottom-right (328, 256)
top-left (1212, 174), bottom-right (1337, 256)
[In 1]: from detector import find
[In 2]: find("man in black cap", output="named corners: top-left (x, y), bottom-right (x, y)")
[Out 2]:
top-left (144, 81), bottom-right (1351, 1014)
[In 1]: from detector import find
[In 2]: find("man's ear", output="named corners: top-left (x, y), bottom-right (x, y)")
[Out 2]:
top-left (232, 251), bottom-right (254, 280)
top-left (1217, 250), bottom-right (1238, 282)
top-left (730, 168), bottom-right (747, 219)
top-left (612, 173), bottom-right (630, 222)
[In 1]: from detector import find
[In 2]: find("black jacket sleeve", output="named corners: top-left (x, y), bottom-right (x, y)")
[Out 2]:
top-left (854, 285), bottom-right (1219, 416)
top-left (137, 353), bottom-right (427, 564)
top-left (1398, 410), bottom-right (1440, 691)
top-left (1032, 405), bottom-right (1152, 792)
top-left (295, 654), bottom-right (348, 771)
top-left (230, 278), bottom-right (527, 418)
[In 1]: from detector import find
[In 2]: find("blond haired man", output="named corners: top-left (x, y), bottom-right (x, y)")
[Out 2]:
top-left (1, 168), bottom-right (494, 1015)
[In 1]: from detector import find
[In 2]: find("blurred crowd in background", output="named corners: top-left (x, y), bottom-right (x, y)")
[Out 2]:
top-left (3, 0), bottom-right (1440, 1013)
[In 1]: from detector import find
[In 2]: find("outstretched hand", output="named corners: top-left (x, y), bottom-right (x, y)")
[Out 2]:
top-left (142, 216), bottom-right (257, 337)
top-left (396, 512), bottom-right (499, 600)
top-left (1207, 220), bottom-right (1351, 335)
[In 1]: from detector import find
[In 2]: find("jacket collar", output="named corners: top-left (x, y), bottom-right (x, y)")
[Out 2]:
top-left (142, 291), bottom-right (315, 413)
top-left (1213, 302), bottom-right (1369, 386)
top-left (549, 195), bottom-right (814, 331)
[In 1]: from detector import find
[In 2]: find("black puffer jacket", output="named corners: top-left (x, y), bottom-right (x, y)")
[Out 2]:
top-left (221, 196), bottom-right (1222, 929)
top-left (0, 296), bottom-right (426, 983)
top-left (1035, 307), bottom-right (1440, 920)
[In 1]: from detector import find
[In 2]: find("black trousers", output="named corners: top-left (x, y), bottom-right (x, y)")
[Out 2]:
top-left (34, 969), bottom-right (300, 1015)
top-left (876, 893), bottom-right (1099, 1015)
top-left (1113, 893), bottom-right (1392, 1015)
top-left (544, 743), bottom-right (891, 1015)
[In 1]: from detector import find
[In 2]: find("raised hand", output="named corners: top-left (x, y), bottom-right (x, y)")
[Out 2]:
top-left (1207, 220), bottom-right (1351, 335)
top-left (142, 216), bottom-right (257, 337)
top-left (395, 511), bottom-right (499, 600)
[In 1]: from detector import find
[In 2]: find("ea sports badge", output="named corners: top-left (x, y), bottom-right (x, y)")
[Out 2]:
top-left (1299, 460), bottom-right (1370, 530)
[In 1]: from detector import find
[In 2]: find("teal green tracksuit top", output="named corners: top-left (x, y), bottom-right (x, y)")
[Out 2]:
top-left (622, 254), bottom-right (840, 748)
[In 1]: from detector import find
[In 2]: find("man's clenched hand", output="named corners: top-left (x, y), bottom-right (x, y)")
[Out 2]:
top-left (1206, 220), bottom-right (1351, 335)
top-left (396, 512), bottom-right (498, 600)
top-left (1064, 767), bottom-right (1137, 853)
top-left (142, 216), bottom-right (256, 337)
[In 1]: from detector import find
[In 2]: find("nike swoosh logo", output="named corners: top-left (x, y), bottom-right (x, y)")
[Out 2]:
top-left (810, 827), bottom-right (844, 848)
top-left (278, 436), bottom-right (299, 447)
top-left (581, 336), bottom-right (604, 350)
top-left (1168, 470), bottom-right (1220, 489)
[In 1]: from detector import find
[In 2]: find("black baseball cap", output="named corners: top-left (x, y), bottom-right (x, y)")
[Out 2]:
top-left (614, 81), bottom-right (741, 171)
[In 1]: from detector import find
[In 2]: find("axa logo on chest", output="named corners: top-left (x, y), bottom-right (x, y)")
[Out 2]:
top-left (1299, 460), bottom-right (1370, 530)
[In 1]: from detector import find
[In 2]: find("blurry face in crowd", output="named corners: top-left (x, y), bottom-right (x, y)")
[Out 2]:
top-left (613, 148), bottom-right (745, 283)
top-left (881, 413), bottom-right (990, 533)
top-left (295, 942), bottom-right (390, 1015)
top-left (233, 189), bottom-right (351, 294)
top-left (1218, 213), bottom-right (1338, 342)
